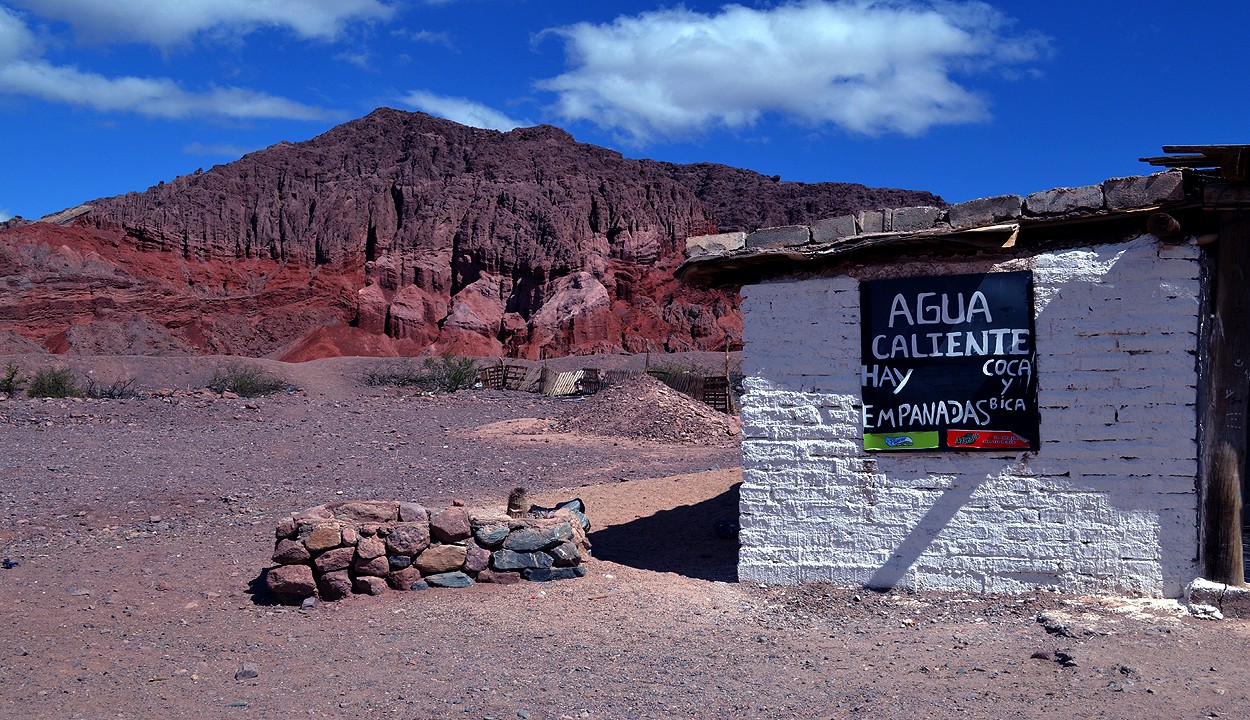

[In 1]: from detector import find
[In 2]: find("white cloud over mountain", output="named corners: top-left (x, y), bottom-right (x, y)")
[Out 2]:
top-left (0, 1), bottom-right (1049, 154)
top-left (401, 91), bottom-right (527, 132)
top-left (183, 142), bottom-right (256, 157)
top-left (540, 0), bottom-right (1047, 142)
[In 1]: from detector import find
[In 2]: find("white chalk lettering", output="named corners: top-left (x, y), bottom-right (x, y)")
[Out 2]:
top-left (966, 291), bottom-right (992, 324)
top-left (895, 368), bottom-right (913, 393)
top-left (887, 290), bottom-right (993, 328)
top-left (945, 331), bottom-right (963, 356)
top-left (988, 328), bottom-right (1009, 355)
top-left (871, 335), bottom-right (888, 360)
top-left (981, 358), bottom-right (1034, 381)
top-left (879, 406), bottom-right (896, 426)
top-left (966, 330), bottom-right (988, 355)
top-left (871, 330), bottom-right (1031, 360)
top-left (862, 365), bottom-right (914, 394)
top-left (888, 294), bottom-right (915, 328)
top-left (1010, 329), bottom-right (1031, 355)
top-left (891, 334), bottom-right (908, 357)
top-left (869, 399), bottom-right (991, 429)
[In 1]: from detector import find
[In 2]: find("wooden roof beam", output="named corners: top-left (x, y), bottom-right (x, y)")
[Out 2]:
top-left (1141, 145), bottom-right (1250, 180)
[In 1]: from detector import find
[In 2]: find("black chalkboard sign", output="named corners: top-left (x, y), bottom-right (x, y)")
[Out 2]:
top-left (859, 270), bottom-right (1039, 452)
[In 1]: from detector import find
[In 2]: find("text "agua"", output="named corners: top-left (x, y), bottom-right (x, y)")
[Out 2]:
top-left (889, 291), bottom-right (991, 328)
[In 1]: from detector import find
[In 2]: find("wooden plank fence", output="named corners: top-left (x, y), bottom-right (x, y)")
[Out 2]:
top-left (477, 364), bottom-right (544, 392)
top-left (702, 376), bottom-right (731, 413)
top-left (542, 369), bottom-right (602, 396)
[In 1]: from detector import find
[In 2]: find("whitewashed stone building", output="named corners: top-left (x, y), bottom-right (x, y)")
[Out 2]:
top-left (680, 149), bottom-right (1250, 598)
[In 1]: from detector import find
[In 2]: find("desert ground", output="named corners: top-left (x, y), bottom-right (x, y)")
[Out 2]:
top-left (1, 354), bottom-right (1248, 720)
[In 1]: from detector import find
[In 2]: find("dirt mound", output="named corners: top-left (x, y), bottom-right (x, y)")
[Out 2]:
top-left (0, 329), bottom-right (46, 355)
top-left (556, 374), bottom-right (741, 446)
top-left (274, 323), bottom-right (427, 362)
top-left (48, 316), bottom-right (196, 356)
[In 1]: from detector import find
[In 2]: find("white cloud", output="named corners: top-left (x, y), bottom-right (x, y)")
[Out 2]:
top-left (401, 90), bottom-right (527, 131)
top-left (539, 0), bottom-right (1047, 142)
top-left (392, 28), bottom-right (454, 49)
top-left (12, 0), bottom-right (395, 45)
top-left (0, 7), bottom-right (36, 63)
top-left (0, 60), bottom-right (330, 119)
top-left (0, 207), bottom-right (12, 222)
top-left (0, 7), bottom-right (330, 120)
top-left (335, 52), bottom-right (373, 70)
top-left (183, 142), bottom-right (255, 157)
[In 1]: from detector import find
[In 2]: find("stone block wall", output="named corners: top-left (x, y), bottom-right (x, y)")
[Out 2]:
top-left (265, 500), bottom-right (589, 602)
top-left (737, 234), bottom-right (1200, 597)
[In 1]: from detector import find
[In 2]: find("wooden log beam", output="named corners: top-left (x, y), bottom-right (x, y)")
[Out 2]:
top-left (1146, 212), bottom-right (1182, 239)
top-left (1222, 147), bottom-right (1249, 181)
top-left (1205, 182), bottom-right (1250, 208)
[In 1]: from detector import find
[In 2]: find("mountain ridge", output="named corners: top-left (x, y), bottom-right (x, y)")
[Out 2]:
top-left (2, 108), bottom-right (943, 359)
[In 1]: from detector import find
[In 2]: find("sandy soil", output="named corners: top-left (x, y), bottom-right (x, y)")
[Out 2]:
top-left (1, 355), bottom-right (1248, 720)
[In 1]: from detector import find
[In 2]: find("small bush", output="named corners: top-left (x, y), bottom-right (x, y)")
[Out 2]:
top-left (0, 363), bottom-right (24, 395)
top-left (27, 368), bottom-right (80, 398)
top-left (362, 355), bottom-right (478, 393)
top-left (362, 362), bottom-right (426, 388)
top-left (422, 354), bottom-right (478, 392)
top-left (81, 377), bottom-right (139, 400)
top-left (209, 362), bottom-right (288, 397)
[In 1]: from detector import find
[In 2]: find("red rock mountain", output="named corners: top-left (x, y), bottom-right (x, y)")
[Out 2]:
top-left (0, 108), bottom-right (942, 359)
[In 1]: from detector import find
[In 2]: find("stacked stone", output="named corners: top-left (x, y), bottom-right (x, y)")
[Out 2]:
top-left (265, 499), bottom-right (590, 603)
top-left (468, 511), bottom-right (590, 585)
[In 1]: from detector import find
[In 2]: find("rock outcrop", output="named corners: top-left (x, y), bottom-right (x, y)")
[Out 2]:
top-left (0, 221), bottom-right (357, 357)
top-left (2, 109), bottom-right (942, 358)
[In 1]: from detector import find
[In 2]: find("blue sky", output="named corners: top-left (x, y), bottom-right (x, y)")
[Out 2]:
top-left (1, 1), bottom-right (1247, 222)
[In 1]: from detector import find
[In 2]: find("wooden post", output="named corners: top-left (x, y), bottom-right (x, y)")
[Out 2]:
top-left (1206, 444), bottom-right (1245, 585)
top-left (1201, 211), bottom-right (1250, 584)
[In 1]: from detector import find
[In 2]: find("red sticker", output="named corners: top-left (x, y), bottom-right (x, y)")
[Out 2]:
top-left (946, 430), bottom-right (1031, 449)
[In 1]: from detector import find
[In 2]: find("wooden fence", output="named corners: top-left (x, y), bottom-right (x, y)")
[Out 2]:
top-left (477, 363), bottom-right (741, 413)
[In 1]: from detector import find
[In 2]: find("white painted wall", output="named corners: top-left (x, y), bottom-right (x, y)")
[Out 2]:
top-left (738, 235), bottom-right (1201, 597)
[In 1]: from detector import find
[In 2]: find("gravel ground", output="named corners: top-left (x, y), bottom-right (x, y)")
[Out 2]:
top-left (1, 355), bottom-right (1248, 720)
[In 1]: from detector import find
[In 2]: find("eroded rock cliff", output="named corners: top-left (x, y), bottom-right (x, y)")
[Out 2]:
top-left (4, 109), bottom-right (941, 358)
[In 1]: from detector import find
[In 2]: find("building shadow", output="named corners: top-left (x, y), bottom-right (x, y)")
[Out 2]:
top-left (865, 477), bottom-right (984, 590)
top-left (587, 483), bottom-right (741, 582)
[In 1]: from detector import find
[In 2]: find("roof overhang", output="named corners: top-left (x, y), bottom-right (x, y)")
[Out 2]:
top-left (677, 202), bottom-right (1206, 288)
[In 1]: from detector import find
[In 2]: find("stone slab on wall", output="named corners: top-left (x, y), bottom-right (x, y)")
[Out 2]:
top-left (737, 235), bottom-right (1200, 597)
